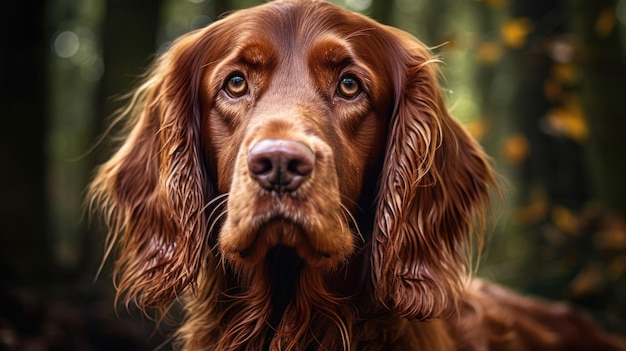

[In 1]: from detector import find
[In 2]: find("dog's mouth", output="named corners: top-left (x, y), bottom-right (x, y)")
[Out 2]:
top-left (233, 217), bottom-right (334, 266)
top-left (219, 186), bottom-right (354, 270)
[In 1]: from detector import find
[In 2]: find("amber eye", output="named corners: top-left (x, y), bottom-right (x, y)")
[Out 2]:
top-left (225, 73), bottom-right (248, 97)
top-left (337, 75), bottom-right (361, 99)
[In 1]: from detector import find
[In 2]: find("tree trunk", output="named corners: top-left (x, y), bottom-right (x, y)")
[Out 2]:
top-left (0, 0), bottom-right (50, 283)
top-left (572, 0), bottom-right (626, 213)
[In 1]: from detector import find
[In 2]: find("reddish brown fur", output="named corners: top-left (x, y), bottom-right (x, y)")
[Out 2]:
top-left (89, 1), bottom-right (626, 350)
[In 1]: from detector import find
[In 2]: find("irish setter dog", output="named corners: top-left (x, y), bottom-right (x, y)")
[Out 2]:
top-left (89, 0), bottom-right (626, 350)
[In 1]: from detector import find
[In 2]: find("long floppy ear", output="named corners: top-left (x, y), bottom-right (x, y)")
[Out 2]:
top-left (89, 28), bottom-right (218, 309)
top-left (372, 31), bottom-right (495, 320)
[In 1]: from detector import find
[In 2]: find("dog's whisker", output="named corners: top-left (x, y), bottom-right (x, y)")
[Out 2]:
top-left (340, 194), bottom-right (362, 212)
top-left (205, 194), bottom-right (228, 236)
top-left (208, 210), bottom-right (227, 230)
top-left (340, 203), bottom-right (363, 244)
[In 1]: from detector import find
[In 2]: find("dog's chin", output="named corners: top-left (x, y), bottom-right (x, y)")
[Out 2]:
top-left (222, 218), bottom-right (346, 270)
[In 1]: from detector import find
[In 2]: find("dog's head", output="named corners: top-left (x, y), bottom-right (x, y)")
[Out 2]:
top-left (90, 0), bottom-right (493, 326)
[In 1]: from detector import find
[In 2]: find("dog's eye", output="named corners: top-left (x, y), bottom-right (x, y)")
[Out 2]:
top-left (225, 74), bottom-right (248, 97)
top-left (337, 75), bottom-right (361, 99)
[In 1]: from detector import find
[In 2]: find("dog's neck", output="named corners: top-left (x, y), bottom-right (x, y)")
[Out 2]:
top-left (266, 246), bottom-right (305, 328)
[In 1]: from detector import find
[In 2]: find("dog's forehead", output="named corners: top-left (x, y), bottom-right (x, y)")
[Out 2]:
top-left (219, 0), bottom-right (392, 80)
top-left (207, 0), bottom-right (399, 104)
top-left (229, 0), bottom-right (378, 51)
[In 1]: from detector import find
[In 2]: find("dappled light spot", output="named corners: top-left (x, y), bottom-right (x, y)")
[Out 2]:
top-left (52, 31), bottom-right (79, 58)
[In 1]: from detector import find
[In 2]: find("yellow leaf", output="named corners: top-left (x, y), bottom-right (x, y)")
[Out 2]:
top-left (466, 118), bottom-right (490, 141)
top-left (502, 133), bottom-right (529, 164)
top-left (545, 98), bottom-right (588, 142)
top-left (553, 63), bottom-right (579, 85)
top-left (476, 41), bottom-right (504, 65)
top-left (595, 216), bottom-right (626, 250)
top-left (551, 206), bottom-right (580, 235)
top-left (515, 191), bottom-right (549, 225)
top-left (569, 263), bottom-right (605, 297)
top-left (595, 7), bottom-right (616, 38)
top-left (501, 18), bottom-right (534, 48)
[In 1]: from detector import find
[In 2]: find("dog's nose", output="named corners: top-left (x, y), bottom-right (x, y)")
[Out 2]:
top-left (248, 139), bottom-right (314, 193)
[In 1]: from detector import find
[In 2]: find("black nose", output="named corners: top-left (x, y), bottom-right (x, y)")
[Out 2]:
top-left (247, 139), bottom-right (315, 193)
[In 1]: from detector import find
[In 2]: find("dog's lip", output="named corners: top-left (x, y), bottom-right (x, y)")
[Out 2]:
top-left (238, 245), bottom-right (331, 260)
top-left (226, 215), bottom-right (335, 264)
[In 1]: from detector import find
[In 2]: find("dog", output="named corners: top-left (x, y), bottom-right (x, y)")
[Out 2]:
top-left (89, 0), bottom-right (626, 349)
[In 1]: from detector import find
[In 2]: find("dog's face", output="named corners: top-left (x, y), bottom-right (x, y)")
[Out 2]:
top-left (90, 0), bottom-right (494, 330)
top-left (198, 3), bottom-right (398, 270)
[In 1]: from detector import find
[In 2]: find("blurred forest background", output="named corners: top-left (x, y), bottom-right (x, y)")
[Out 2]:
top-left (2, 0), bottom-right (626, 349)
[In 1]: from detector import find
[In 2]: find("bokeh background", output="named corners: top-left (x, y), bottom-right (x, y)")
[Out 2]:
top-left (2, 0), bottom-right (626, 349)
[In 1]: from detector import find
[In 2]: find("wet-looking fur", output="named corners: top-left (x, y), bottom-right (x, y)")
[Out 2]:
top-left (89, 1), bottom-right (626, 350)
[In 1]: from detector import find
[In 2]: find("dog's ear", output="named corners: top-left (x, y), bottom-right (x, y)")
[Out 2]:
top-left (89, 27), bottom-right (222, 310)
top-left (372, 29), bottom-right (495, 320)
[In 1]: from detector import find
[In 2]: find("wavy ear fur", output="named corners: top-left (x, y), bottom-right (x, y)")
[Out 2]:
top-left (373, 30), bottom-right (495, 320)
top-left (89, 28), bottom-right (218, 310)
